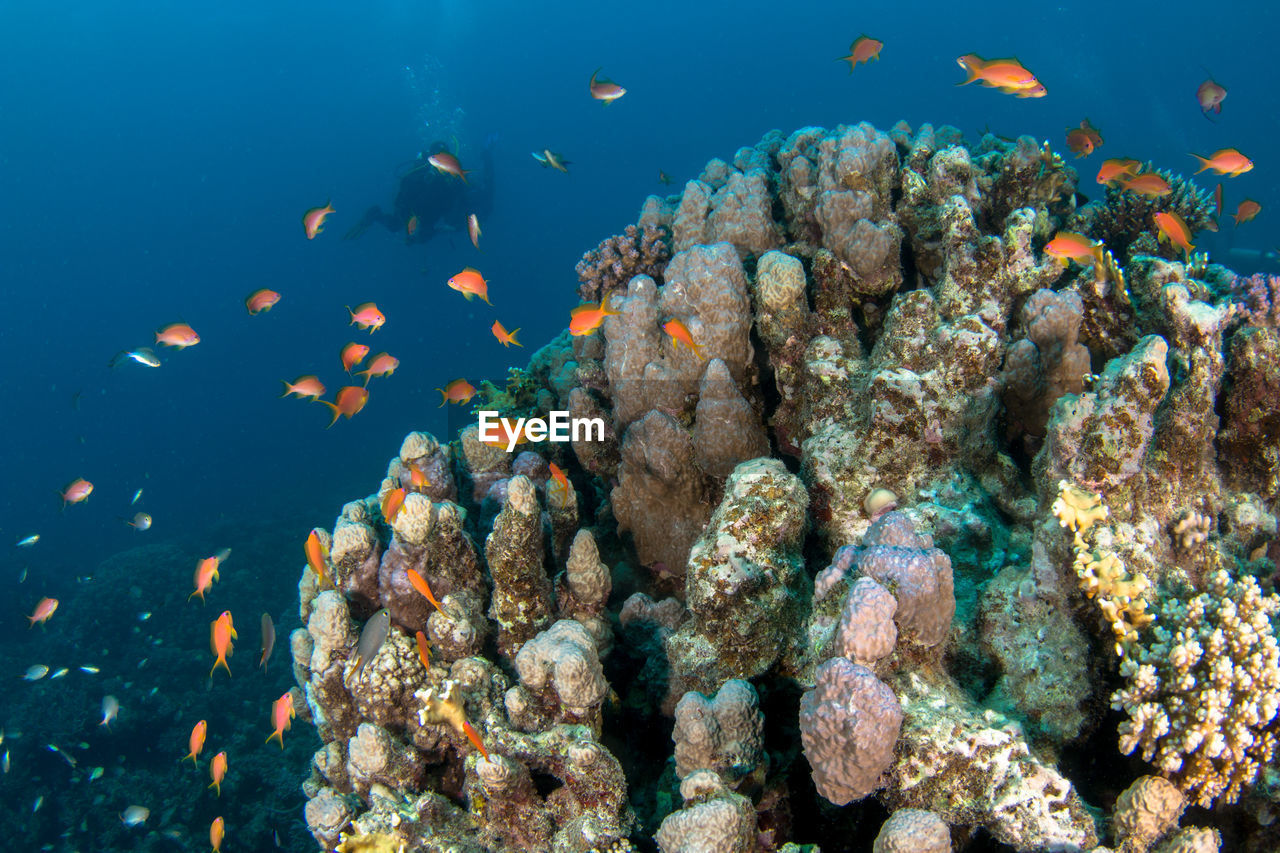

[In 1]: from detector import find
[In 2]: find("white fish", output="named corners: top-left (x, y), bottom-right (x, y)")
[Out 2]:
top-left (24, 665), bottom-right (49, 681)
top-left (120, 805), bottom-right (149, 827)
top-left (126, 512), bottom-right (151, 531)
top-left (100, 695), bottom-right (119, 727)
top-left (47, 743), bottom-right (76, 768)
top-left (131, 488), bottom-right (143, 505)
top-left (15, 534), bottom-right (39, 547)
top-left (2, 750), bottom-right (8, 774)
top-left (79, 666), bottom-right (100, 674)
top-left (88, 766), bottom-right (103, 782)
top-left (50, 668), bottom-right (69, 680)
top-left (33, 795), bottom-right (43, 813)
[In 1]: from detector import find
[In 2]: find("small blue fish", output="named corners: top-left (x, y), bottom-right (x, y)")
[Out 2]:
top-left (15, 534), bottom-right (39, 548)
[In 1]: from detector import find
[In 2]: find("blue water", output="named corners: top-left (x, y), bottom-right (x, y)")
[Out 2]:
top-left (0, 0), bottom-right (1276, 848)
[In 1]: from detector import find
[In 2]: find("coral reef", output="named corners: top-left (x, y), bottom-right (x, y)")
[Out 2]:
top-left (291, 118), bottom-right (1280, 852)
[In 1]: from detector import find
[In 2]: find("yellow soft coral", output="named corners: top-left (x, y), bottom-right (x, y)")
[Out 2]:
top-left (1052, 480), bottom-right (1110, 536)
top-left (1055, 481), bottom-right (1153, 655)
top-left (335, 831), bottom-right (406, 853)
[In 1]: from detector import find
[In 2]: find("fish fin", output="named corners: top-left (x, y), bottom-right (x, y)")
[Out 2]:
top-left (279, 381), bottom-right (293, 398)
top-left (509, 329), bottom-right (522, 347)
top-left (1190, 154), bottom-right (1211, 174)
top-left (437, 389), bottom-right (447, 407)
top-left (318, 400), bottom-right (341, 429)
top-left (266, 730), bottom-right (284, 748)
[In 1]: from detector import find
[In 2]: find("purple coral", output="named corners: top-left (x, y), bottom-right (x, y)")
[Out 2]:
top-left (1231, 273), bottom-right (1280, 328)
top-left (575, 223), bottom-right (670, 302)
top-left (799, 656), bottom-right (903, 805)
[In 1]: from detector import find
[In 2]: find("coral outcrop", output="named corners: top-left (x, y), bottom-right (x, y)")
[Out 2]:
top-left (292, 118), bottom-right (1280, 852)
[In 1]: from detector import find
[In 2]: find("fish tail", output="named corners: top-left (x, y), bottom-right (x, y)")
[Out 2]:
top-left (318, 401), bottom-right (341, 429)
top-left (437, 389), bottom-right (447, 407)
top-left (509, 329), bottom-right (523, 347)
top-left (181, 753), bottom-right (197, 766)
top-left (27, 615), bottom-right (36, 628)
top-left (1190, 154), bottom-right (1211, 174)
top-left (345, 305), bottom-right (355, 322)
top-left (209, 781), bottom-right (220, 796)
top-left (188, 589), bottom-right (203, 603)
top-left (266, 730), bottom-right (284, 748)
top-left (210, 657), bottom-right (231, 678)
top-left (279, 381), bottom-right (293, 398)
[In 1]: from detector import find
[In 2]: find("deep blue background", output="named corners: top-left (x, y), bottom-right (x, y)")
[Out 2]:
top-left (1, 0), bottom-right (1275, 581)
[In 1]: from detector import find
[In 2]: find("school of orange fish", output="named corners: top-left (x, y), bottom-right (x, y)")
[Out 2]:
top-left (20, 42), bottom-right (1266, 851)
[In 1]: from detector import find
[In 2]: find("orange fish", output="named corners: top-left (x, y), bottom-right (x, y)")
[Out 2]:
top-left (428, 151), bottom-right (470, 183)
top-left (1154, 211), bottom-right (1195, 258)
top-left (956, 54), bottom-right (1040, 92)
top-left (838, 35), bottom-right (883, 70)
top-left (406, 215), bottom-right (419, 238)
top-left (182, 720), bottom-right (207, 765)
top-left (245, 289), bottom-right (281, 315)
top-left (663, 318), bottom-right (703, 358)
top-left (1044, 232), bottom-right (1103, 266)
top-left (437, 378), bottom-right (477, 407)
top-left (319, 386), bottom-right (370, 427)
top-left (156, 323), bottom-right (200, 348)
top-left (1196, 78), bottom-right (1227, 117)
top-left (1065, 119), bottom-right (1103, 158)
top-left (568, 295), bottom-right (620, 336)
top-left (27, 596), bottom-right (58, 627)
top-left (1234, 199), bottom-right (1262, 226)
top-left (447, 267), bottom-right (492, 304)
top-left (357, 352), bottom-right (399, 386)
top-left (406, 568), bottom-right (447, 616)
top-left (280, 375), bottom-right (326, 400)
top-left (209, 611), bottom-right (237, 677)
top-left (210, 817), bottom-right (225, 853)
top-left (408, 465), bottom-right (429, 491)
top-left (60, 477), bottom-right (93, 507)
top-left (1120, 173), bottom-right (1171, 198)
top-left (414, 630), bottom-right (432, 667)
top-left (303, 201), bottom-right (335, 240)
top-left (589, 67), bottom-right (627, 103)
top-left (189, 552), bottom-right (225, 603)
top-left (265, 691), bottom-right (295, 748)
top-left (1191, 148), bottom-right (1253, 176)
top-left (1096, 158), bottom-right (1140, 185)
top-left (548, 462), bottom-right (570, 498)
top-left (347, 302), bottom-right (385, 333)
top-left (480, 417), bottom-right (530, 450)
top-left (304, 529), bottom-right (331, 588)
top-left (461, 719), bottom-right (490, 760)
top-left (341, 342), bottom-right (370, 373)
top-left (491, 320), bottom-right (522, 348)
top-left (381, 487), bottom-right (406, 523)
top-left (208, 751), bottom-right (227, 796)
top-left (467, 214), bottom-right (481, 249)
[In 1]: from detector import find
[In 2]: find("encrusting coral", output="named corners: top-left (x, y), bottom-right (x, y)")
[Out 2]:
top-left (291, 118), bottom-right (1280, 852)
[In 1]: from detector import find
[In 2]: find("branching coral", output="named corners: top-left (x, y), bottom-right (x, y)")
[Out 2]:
top-left (1113, 565), bottom-right (1280, 807)
top-left (576, 223), bottom-right (671, 303)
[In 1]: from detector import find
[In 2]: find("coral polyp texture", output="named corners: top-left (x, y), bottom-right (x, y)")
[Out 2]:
top-left (294, 120), bottom-right (1280, 851)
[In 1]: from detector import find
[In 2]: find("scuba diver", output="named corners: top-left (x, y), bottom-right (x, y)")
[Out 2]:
top-left (344, 139), bottom-right (495, 244)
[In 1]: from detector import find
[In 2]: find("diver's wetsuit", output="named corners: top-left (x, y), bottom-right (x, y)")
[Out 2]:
top-left (345, 144), bottom-right (495, 243)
